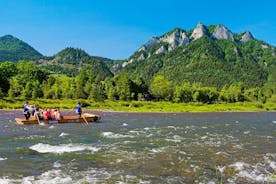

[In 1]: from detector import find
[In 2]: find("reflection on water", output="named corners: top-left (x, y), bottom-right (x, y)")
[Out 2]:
top-left (0, 111), bottom-right (276, 183)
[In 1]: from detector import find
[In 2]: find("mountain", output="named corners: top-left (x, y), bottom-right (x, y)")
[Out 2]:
top-left (191, 22), bottom-right (208, 40)
top-left (38, 47), bottom-right (113, 79)
top-left (0, 34), bottom-right (113, 79)
top-left (1, 25), bottom-right (275, 89)
top-left (212, 24), bottom-right (234, 41)
top-left (119, 23), bottom-right (276, 88)
top-left (0, 35), bottom-right (42, 62)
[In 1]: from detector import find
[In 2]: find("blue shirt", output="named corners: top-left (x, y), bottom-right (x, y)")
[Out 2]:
top-left (23, 104), bottom-right (29, 112)
top-left (76, 104), bottom-right (82, 113)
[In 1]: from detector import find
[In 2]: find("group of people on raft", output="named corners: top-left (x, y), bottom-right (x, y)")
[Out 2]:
top-left (23, 101), bottom-right (82, 121)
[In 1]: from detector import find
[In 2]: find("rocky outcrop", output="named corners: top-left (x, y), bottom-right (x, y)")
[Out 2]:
top-left (137, 29), bottom-right (190, 55)
top-left (112, 63), bottom-right (122, 73)
top-left (241, 31), bottom-right (254, 42)
top-left (138, 46), bottom-right (146, 52)
top-left (138, 53), bottom-right (146, 61)
top-left (260, 44), bottom-right (269, 49)
top-left (160, 28), bottom-right (189, 49)
top-left (191, 23), bottom-right (208, 40)
top-left (212, 25), bottom-right (234, 41)
top-left (155, 45), bottom-right (168, 54)
top-left (143, 37), bottom-right (160, 50)
top-left (130, 29), bottom-right (190, 63)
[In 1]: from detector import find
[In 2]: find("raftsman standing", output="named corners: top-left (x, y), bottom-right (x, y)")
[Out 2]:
top-left (76, 102), bottom-right (82, 118)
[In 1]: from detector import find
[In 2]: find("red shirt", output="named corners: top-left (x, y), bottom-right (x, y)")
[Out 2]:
top-left (45, 111), bottom-right (51, 119)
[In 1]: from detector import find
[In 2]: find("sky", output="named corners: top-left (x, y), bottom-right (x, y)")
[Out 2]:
top-left (0, 0), bottom-right (275, 59)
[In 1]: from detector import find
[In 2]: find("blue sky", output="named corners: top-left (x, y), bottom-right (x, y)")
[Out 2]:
top-left (0, 0), bottom-right (275, 59)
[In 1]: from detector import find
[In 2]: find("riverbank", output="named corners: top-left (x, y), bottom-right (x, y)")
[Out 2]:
top-left (0, 98), bottom-right (275, 112)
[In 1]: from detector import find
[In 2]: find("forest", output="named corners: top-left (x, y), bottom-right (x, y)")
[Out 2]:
top-left (0, 60), bottom-right (275, 107)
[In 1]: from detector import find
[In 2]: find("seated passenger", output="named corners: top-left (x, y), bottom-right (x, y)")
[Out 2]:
top-left (44, 109), bottom-right (52, 120)
top-left (29, 105), bottom-right (35, 116)
top-left (34, 108), bottom-right (43, 120)
top-left (52, 109), bottom-right (57, 120)
top-left (55, 108), bottom-right (63, 120)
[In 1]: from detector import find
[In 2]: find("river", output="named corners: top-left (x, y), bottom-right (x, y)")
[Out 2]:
top-left (0, 111), bottom-right (275, 183)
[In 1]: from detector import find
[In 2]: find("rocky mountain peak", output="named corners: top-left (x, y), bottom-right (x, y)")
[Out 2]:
top-left (191, 23), bottom-right (208, 40)
top-left (160, 28), bottom-right (189, 49)
top-left (132, 28), bottom-right (190, 63)
top-left (212, 24), bottom-right (234, 41)
top-left (241, 31), bottom-right (254, 42)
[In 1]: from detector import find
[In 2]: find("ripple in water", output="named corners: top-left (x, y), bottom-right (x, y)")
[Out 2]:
top-left (29, 143), bottom-right (101, 154)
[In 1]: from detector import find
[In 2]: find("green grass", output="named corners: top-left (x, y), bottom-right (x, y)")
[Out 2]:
top-left (1, 98), bottom-right (275, 112)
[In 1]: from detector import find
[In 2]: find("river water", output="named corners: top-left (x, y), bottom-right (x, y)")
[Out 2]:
top-left (0, 111), bottom-right (275, 183)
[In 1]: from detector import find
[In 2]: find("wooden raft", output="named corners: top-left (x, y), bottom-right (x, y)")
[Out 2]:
top-left (15, 113), bottom-right (101, 125)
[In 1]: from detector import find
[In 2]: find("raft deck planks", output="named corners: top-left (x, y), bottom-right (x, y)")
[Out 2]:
top-left (15, 113), bottom-right (101, 125)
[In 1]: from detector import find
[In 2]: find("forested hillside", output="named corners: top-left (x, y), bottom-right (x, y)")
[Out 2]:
top-left (38, 47), bottom-right (113, 78)
top-left (0, 35), bottom-right (42, 62)
top-left (121, 24), bottom-right (276, 89)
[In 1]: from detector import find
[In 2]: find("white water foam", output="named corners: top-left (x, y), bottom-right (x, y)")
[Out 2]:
top-left (230, 162), bottom-right (249, 170)
top-left (217, 166), bottom-right (225, 173)
top-left (165, 135), bottom-right (183, 143)
top-left (270, 161), bottom-right (276, 169)
top-left (264, 153), bottom-right (276, 170)
top-left (129, 130), bottom-right (146, 136)
top-left (11, 169), bottom-right (72, 184)
top-left (233, 144), bottom-right (243, 149)
top-left (49, 125), bottom-right (55, 129)
top-left (0, 178), bottom-right (19, 184)
top-left (143, 127), bottom-right (158, 131)
top-left (53, 161), bottom-right (62, 168)
top-left (237, 170), bottom-right (267, 182)
top-left (30, 143), bottom-right (101, 154)
top-left (150, 147), bottom-right (169, 153)
top-left (14, 135), bottom-right (46, 140)
top-left (122, 123), bottom-right (128, 126)
top-left (215, 151), bottom-right (231, 157)
top-left (20, 168), bottom-right (149, 184)
top-left (102, 132), bottom-right (134, 138)
top-left (0, 168), bottom-right (113, 184)
top-left (167, 126), bottom-right (178, 130)
top-left (229, 161), bottom-right (276, 182)
top-left (59, 132), bottom-right (69, 137)
top-left (0, 157), bottom-right (7, 161)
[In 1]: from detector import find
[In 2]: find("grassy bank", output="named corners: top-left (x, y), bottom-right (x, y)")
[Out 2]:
top-left (0, 98), bottom-right (276, 112)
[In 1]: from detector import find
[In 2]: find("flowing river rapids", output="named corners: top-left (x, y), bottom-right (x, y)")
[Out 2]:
top-left (0, 111), bottom-right (275, 183)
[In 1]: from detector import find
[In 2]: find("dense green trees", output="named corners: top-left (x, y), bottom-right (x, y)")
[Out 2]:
top-left (0, 61), bottom-right (17, 93)
top-left (150, 75), bottom-right (173, 100)
top-left (6, 61), bottom-right (48, 99)
top-left (0, 60), bottom-right (275, 105)
top-left (0, 61), bottom-right (271, 104)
